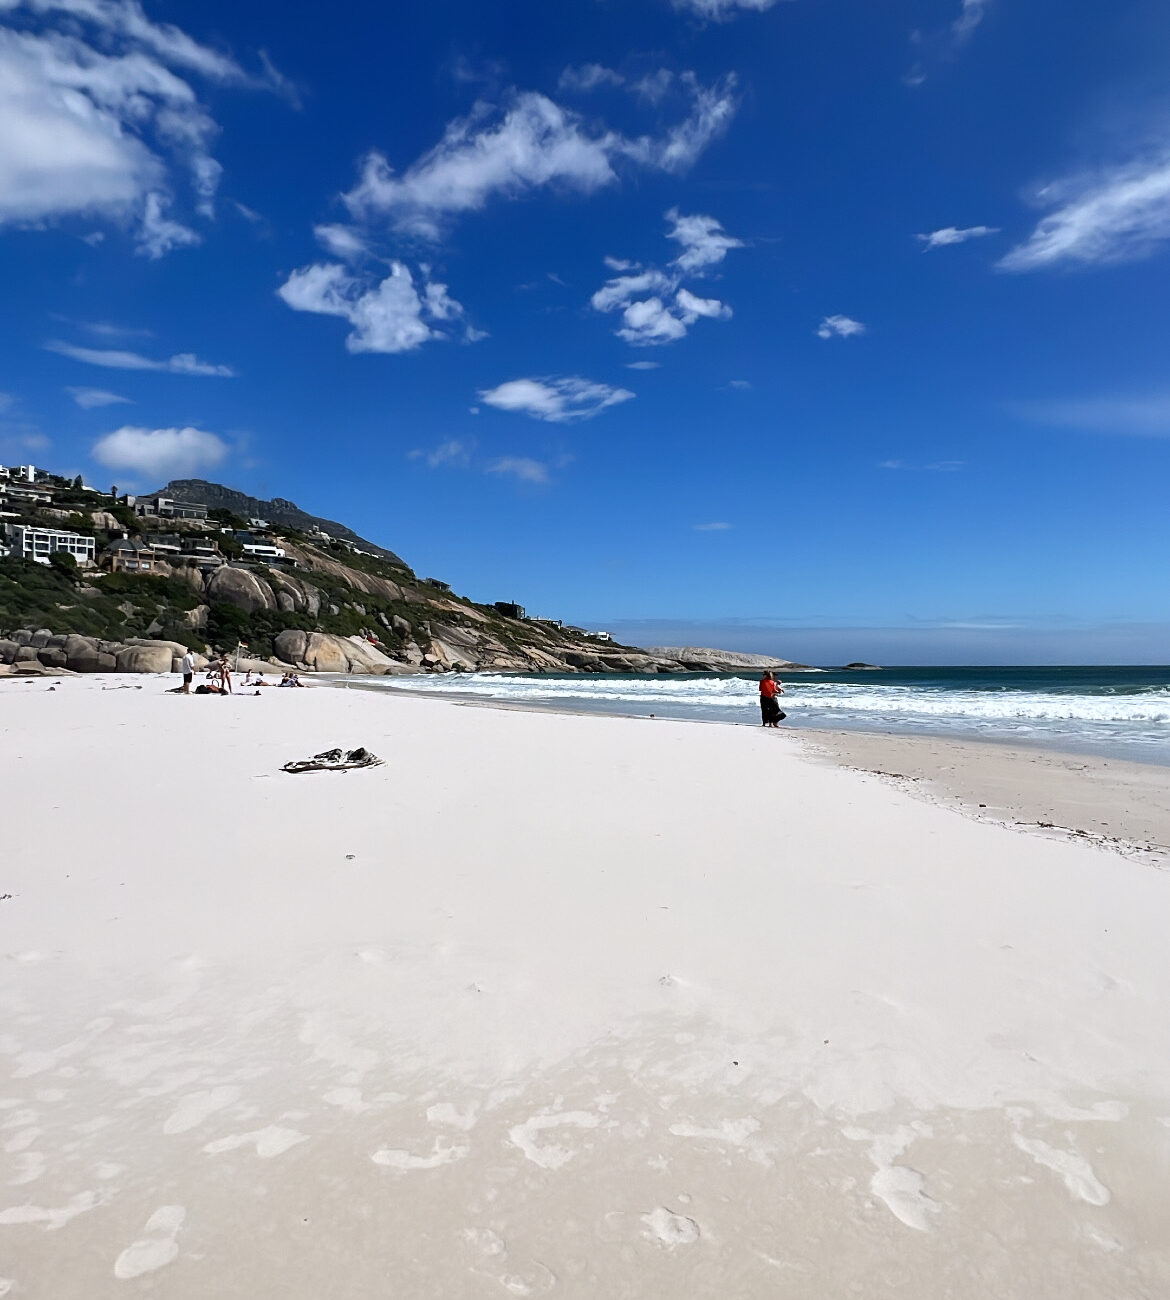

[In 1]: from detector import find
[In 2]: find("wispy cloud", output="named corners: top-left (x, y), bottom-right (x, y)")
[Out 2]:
top-left (906, 0), bottom-right (991, 86)
top-left (0, 0), bottom-right (282, 255)
top-left (951, 0), bottom-right (989, 44)
top-left (557, 64), bottom-right (625, 93)
top-left (487, 456), bottom-right (555, 485)
top-left (313, 223), bottom-right (369, 261)
top-left (67, 386), bottom-right (132, 409)
top-left (817, 314), bottom-right (866, 339)
top-left (672, 0), bottom-right (778, 19)
top-left (46, 341), bottom-right (235, 376)
top-left (626, 360), bottom-right (661, 370)
top-left (667, 208), bottom-right (745, 272)
top-left (407, 440), bottom-right (566, 487)
top-left (999, 150), bottom-right (1170, 271)
top-left (1009, 393), bottom-right (1170, 437)
top-left (478, 377), bottom-right (634, 423)
top-left (342, 77), bottom-right (737, 240)
top-left (91, 425), bottom-right (229, 479)
top-left (879, 458), bottom-right (965, 471)
top-left (917, 225), bottom-right (999, 250)
top-left (592, 208), bottom-right (741, 346)
top-left (728, 379), bottom-right (752, 390)
top-left (693, 521), bottom-right (733, 530)
top-left (407, 438), bottom-right (475, 468)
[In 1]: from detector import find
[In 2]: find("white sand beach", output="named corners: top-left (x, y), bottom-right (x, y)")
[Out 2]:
top-left (2, 675), bottom-right (1169, 1298)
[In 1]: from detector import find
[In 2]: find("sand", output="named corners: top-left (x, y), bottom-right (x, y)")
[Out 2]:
top-left (2, 674), bottom-right (1169, 1298)
top-left (798, 729), bottom-right (1170, 862)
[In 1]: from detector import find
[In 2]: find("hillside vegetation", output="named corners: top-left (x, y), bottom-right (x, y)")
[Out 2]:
top-left (1, 473), bottom-right (790, 675)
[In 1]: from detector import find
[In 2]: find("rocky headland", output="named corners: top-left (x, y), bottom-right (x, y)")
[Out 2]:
top-left (1, 473), bottom-right (808, 678)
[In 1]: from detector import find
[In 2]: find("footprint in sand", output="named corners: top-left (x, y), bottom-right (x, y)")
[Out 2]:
top-left (641, 1206), bottom-right (700, 1246)
top-left (163, 1085), bottom-right (240, 1135)
top-left (203, 1126), bottom-right (307, 1159)
top-left (1012, 1133), bottom-right (1111, 1206)
top-left (508, 1111), bottom-right (600, 1170)
top-left (113, 1205), bottom-right (185, 1280)
top-left (370, 1138), bottom-right (470, 1171)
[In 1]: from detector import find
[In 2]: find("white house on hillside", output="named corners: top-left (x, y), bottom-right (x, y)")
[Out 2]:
top-left (7, 524), bottom-right (95, 566)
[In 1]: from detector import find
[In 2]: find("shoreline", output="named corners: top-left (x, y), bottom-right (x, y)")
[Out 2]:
top-left (345, 673), bottom-right (1170, 768)
top-left (335, 676), bottom-right (1170, 861)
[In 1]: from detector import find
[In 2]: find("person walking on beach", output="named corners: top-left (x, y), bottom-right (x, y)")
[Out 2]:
top-left (759, 671), bottom-right (785, 728)
top-left (180, 648), bottom-right (195, 695)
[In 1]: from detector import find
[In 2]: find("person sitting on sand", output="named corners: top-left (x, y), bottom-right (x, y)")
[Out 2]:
top-left (758, 671), bottom-right (785, 728)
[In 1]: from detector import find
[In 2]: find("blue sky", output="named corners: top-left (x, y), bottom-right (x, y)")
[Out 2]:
top-left (1, 0), bottom-right (1168, 663)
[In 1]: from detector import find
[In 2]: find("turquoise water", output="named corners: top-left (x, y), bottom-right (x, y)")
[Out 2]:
top-left (373, 665), bottom-right (1170, 764)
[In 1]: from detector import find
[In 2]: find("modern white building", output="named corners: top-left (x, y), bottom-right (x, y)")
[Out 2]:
top-left (242, 542), bottom-right (286, 560)
top-left (8, 525), bottom-right (96, 566)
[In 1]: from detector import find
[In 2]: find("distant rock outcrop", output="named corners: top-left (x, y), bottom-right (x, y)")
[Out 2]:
top-left (644, 647), bottom-right (811, 671)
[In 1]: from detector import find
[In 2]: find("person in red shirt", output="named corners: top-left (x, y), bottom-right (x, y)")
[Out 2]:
top-left (758, 671), bottom-right (786, 727)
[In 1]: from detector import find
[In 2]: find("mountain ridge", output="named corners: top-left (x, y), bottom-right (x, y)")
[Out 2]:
top-left (146, 479), bottom-right (404, 565)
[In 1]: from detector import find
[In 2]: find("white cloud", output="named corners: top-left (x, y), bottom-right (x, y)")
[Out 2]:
top-left (905, 0), bottom-right (990, 86)
top-left (951, 0), bottom-right (988, 43)
top-left (1010, 393), bottom-right (1170, 437)
top-left (999, 152), bottom-right (1170, 271)
top-left (408, 438), bottom-right (475, 468)
top-left (675, 287), bottom-right (731, 320)
top-left (693, 521), bottom-right (732, 530)
top-left (632, 73), bottom-right (738, 174)
top-left (342, 79), bottom-right (737, 240)
top-left (591, 268), bottom-right (675, 314)
top-left (592, 208), bottom-right (740, 347)
top-left (46, 340), bottom-right (235, 374)
top-left (277, 261), bottom-right (472, 354)
top-left (667, 208), bottom-right (744, 272)
top-left (0, 1), bottom-right (275, 254)
top-left (632, 69), bottom-right (674, 104)
top-left (917, 224), bottom-right (999, 250)
top-left (91, 424), bottom-right (228, 479)
top-left (673, 0), bottom-right (778, 19)
top-left (478, 376), bottom-right (634, 423)
top-left (626, 360), bottom-right (661, 370)
top-left (66, 385), bottom-right (131, 408)
top-left (487, 456), bottom-right (553, 485)
top-left (817, 314), bottom-right (866, 339)
top-left (729, 379), bottom-right (751, 389)
top-left (558, 64), bottom-right (624, 93)
top-left (617, 297), bottom-right (690, 344)
top-left (313, 223), bottom-right (369, 260)
top-left (137, 191), bottom-right (200, 259)
top-left (604, 255), bottom-right (639, 272)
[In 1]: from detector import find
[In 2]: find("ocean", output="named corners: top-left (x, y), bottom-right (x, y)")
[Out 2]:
top-left (370, 666), bottom-right (1170, 764)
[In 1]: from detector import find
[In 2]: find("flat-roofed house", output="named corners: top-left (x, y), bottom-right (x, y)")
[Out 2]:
top-left (9, 524), bottom-right (96, 566)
